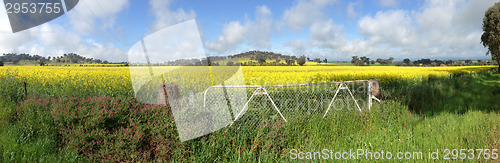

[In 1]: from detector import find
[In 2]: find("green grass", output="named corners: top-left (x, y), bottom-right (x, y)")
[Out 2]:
top-left (167, 69), bottom-right (500, 161)
top-left (0, 70), bottom-right (498, 162)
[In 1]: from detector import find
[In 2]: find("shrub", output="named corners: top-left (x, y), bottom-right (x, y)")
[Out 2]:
top-left (10, 96), bottom-right (182, 162)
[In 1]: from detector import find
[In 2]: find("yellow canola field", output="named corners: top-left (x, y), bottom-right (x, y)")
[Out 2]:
top-left (0, 66), bottom-right (495, 95)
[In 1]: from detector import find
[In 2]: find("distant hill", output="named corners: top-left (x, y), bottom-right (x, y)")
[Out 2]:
top-left (0, 53), bottom-right (124, 66)
top-left (143, 50), bottom-right (303, 66)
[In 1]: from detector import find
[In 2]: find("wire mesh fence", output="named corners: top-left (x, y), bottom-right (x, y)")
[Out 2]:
top-left (203, 80), bottom-right (374, 128)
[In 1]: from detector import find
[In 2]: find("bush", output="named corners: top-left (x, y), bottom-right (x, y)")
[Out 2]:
top-left (7, 96), bottom-right (181, 162)
top-left (297, 56), bottom-right (306, 66)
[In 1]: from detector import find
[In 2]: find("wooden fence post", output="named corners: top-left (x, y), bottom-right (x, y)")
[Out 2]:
top-left (24, 82), bottom-right (27, 98)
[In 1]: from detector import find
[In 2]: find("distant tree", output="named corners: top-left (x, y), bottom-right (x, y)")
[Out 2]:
top-left (455, 60), bottom-right (463, 66)
top-left (39, 59), bottom-right (46, 66)
top-left (465, 60), bottom-right (472, 65)
top-left (314, 58), bottom-right (322, 64)
top-left (355, 60), bottom-right (365, 66)
top-left (482, 2), bottom-right (500, 73)
top-left (394, 62), bottom-right (406, 66)
top-left (298, 56), bottom-right (306, 66)
top-left (323, 58), bottom-right (327, 64)
top-left (387, 57), bottom-right (395, 65)
top-left (445, 60), bottom-right (454, 65)
top-left (285, 56), bottom-right (295, 65)
top-left (431, 62), bottom-right (437, 67)
top-left (12, 58), bottom-right (20, 64)
top-left (0, 60), bottom-right (3, 66)
top-left (376, 58), bottom-right (385, 65)
top-left (403, 58), bottom-right (411, 65)
top-left (351, 56), bottom-right (360, 64)
top-left (307, 57), bottom-right (310, 61)
top-left (256, 54), bottom-right (266, 65)
top-left (360, 56), bottom-right (370, 66)
top-left (370, 60), bottom-right (375, 65)
top-left (227, 61), bottom-right (234, 66)
top-left (420, 59), bottom-right (432, 65)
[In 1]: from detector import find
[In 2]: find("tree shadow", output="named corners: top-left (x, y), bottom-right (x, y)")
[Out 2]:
top-left (384, 71), bottom-right (500, 117)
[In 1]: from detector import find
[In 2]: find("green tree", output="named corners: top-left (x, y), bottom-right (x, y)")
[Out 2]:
top-left (387, 57), bottom-right (395, 65)
top-left (12, 58), bottom-right (20, 64)
top-left (256, 54), bottom-right (266, 65)
top-left (355, 60), bottom-right (364, 66)
top-left (297, 56), bottom-right (306, 66)
top-left (351, 56), bottom-right (359, 64)
top-left (360, 56), bottom-right (370, 65)
top-left (313, 58), bottom-right (321, 64)
top-left (403, 58), bottom-right (411, 65)
top-left (39, 59), bottom-right (46, 66)
top-left (0, 60), bottom-right (3, 66)
top-left (376, 58), bottom-right (385, 65)
top-left (481, 2), bottom-right (500, 73)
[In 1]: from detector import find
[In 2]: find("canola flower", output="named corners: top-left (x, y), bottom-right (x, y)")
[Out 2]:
top-left (0, 66), bottom-right (495, 98)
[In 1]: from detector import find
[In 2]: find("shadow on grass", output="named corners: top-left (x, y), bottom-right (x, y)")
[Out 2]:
top-left (384, 70), bottom-right (500, 116)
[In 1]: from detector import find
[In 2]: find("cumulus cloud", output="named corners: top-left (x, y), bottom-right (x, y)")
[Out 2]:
top-left (291, 0), bottom-right (496, 60)
top-left (285, 39), bottom-right (307, 55)
top-left (379, 0), bottom-right (397, 7)
top-left (148, 0), bottom-right (196, 33)
top-left (204, 21), bottom-right (246, 54)
top-left (205, 5), bottom-right (274, 54)
top-left (347, 2), bottom-right (360, 19)
top-left (67, 0), bottom-right (129, 34)
top-left (0, 0), bottom-right (129, 61)
top-left (358, 10), bottom-right (416, 47)
top-left (282, 0), bottom-right (337, 31)
top-left (247, 5), bottom-right (273, 49)
top-left (309, 19), bottom-right (345, 48)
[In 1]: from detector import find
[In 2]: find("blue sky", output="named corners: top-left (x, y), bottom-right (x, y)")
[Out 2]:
top-left (0, 0), bottom-right (496, 61)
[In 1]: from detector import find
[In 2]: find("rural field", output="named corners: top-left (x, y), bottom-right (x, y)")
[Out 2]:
top-left (0, 65), bottom-right (498, 162)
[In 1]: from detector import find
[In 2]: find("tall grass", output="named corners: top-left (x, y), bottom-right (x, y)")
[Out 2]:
top-left (0, 70), bottom-right (498, 162)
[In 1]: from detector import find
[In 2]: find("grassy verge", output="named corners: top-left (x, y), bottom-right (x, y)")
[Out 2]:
top-left (0, 71), bottom-right (498, 162)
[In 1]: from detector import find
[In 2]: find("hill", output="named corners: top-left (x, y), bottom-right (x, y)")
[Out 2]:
top-left (0, 53), bottom-right (125, 66)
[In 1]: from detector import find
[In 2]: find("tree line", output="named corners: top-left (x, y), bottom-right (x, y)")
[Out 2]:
top-left (152, 51), bottom-right (327, 66)
top-left (0, 53), bottom-right (110, 66)
top-left (350, 56), bottom-right (498, 66)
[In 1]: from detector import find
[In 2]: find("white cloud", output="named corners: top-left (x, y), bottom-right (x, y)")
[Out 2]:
top-left (247, 5), bottom-right (273, 49)
top-left (292, 0), bottom-right (496, 60)
top-left (282, 0), bottom-right (337, 31)
top-left (205, 5), bottom-right (274, 54)
top-left (0, 0), bottom-right (129, 62)
top-left (309, 19), bottom-right (345, 48)
top-left (204, 21), bottom-right (246, 53)
top-left (67, 0), bottom-right (129, 34)
top-left (358, 10), bottom-right (416, 47)
top-left (379, 0), bottom-right (397, 7)
top-left (347, 2), bottom-right (360, 19)
top-left (148, 0), bottom-right (196, 33)
top-left (285, 39), bottom-right (307, 55)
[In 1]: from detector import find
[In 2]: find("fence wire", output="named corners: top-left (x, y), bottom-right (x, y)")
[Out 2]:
top-left (203, 81), bottom-right (372, 127)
